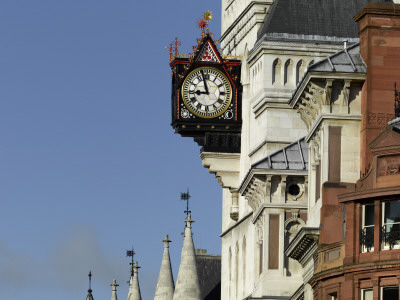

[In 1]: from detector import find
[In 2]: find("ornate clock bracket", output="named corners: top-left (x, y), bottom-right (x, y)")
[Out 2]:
top-left (169, 17), bottom-right (242, 154)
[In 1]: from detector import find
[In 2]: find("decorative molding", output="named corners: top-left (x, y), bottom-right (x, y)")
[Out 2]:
top-left (363, 112), bottom-right (395, 129)
top-left (221, 1), bottom-right (271, 53)
top-left (243, 177), bottom-right (267, 212)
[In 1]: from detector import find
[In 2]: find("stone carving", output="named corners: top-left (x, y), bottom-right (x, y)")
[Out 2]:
top-left (365, 112), bottom-right (395, 129)
top-left (244, 177), bottom-right (266, 213)
top-left (377, 155), bottom-right (400, 177)
top-left (255, 216), bottom-right (264, 243)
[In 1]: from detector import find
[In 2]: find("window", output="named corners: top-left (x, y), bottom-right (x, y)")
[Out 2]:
top-left (381, 286), bottom-right (399, 299)
top-left (330, 292), bottom-right (337, 300)
top-left (272, 59), bottom-right (281, 85)
top-left (382, 201), bottom-right (400, 249)
top-left (361, 288), bottom-right (373, 300)
top-left (361, 204), bottom-right (374, 252)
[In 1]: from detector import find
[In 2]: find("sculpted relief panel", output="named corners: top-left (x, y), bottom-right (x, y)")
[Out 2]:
top-left (377, 155), bottom-right (400, 177)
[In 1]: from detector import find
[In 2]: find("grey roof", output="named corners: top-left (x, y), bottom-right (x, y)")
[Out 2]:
top-left (195, 249), bottom-right (221, 300)
top-left (257, 0), bottom-right (392, 42)
top-left (309, 43), bottom-right (366, 73)
top-left (252, 138), bottom-right (308, 171)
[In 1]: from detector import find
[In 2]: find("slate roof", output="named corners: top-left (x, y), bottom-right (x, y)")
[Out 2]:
top-left (252, 138), bottom-right (308, 171)
top-left (309, 43), bottom-right (366, 73)
top-left (257, 0), bottom-right (392, 42)
top-left (195, 250), bottom-right (221, 300)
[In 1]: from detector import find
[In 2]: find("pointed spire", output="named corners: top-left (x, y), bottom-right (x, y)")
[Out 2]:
top-left (127, 261), bottom-right (142, 300)
top-left (86, 271), bottom-right (94, 300)
top-left (110, 279), bottom-right (119, 300)
top-left (172, 213), bottom-right (201, 300)
top-left (154, 234), bottom-right (175, 300)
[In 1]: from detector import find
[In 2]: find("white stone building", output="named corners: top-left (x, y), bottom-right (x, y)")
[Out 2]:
top-left (198, 0), bottom-right (392, 299)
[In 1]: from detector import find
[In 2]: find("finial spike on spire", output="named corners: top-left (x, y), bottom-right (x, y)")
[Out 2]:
top-left (128, 261), bottom-right (142, 300)
top-left (184, 213), bottom-right (194, 229)
top-left (155, 235), bottom-right (175, 300)
top-left (86, 271), bottom-right (94, 300)
top-left (163, 234), bottom-right (172, 248)
top-left (172, 214), bottom-right (200, 300)
top-left (110, 279), bottom-right (118, 300)
top-left (88, 271), bottom-right (92, 291)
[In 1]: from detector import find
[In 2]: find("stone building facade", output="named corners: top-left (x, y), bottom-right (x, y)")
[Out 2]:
top-left (171, 0), bottom-right (400, 299)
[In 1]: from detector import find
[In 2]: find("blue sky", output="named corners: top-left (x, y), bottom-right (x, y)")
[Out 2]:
top-left (0, 1), bottom-right (222, 299)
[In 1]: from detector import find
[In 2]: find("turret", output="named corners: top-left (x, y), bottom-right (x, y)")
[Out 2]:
top-left (127, 261), bottom-right (142, 300)
top-left (172, 213), bottom-right (201, 300)
top-left (154, 234), bottom-right (175, 300)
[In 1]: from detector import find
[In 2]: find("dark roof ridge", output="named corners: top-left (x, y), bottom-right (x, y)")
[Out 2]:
top-left (251, 137), bottom-right (307, 169)
top-left (308, 42), bottom-right (360, 70)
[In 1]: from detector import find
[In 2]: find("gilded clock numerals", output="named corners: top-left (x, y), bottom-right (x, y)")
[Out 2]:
top-left (182, 67), bottom-right (232, 119)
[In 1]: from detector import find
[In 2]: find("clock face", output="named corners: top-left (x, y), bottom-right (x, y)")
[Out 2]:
top-left (182, 67), bottom-right (232, 118)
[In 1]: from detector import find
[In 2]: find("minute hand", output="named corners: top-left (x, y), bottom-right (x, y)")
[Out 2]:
top-left (201, 70), bottom-right (209, 94)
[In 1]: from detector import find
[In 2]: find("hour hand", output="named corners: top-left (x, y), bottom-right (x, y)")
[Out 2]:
top-left (201, 70), bottom-right (209, 94)
top-left (195, 90), bottom-right (208, 95)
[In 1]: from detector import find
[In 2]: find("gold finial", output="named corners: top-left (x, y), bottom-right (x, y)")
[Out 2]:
top-left (203, 11), bottom-right (213, 21)
top-left (166, 38), bottom-right (181, 62)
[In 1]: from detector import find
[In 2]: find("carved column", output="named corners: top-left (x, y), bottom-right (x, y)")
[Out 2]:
top-left (230, 189), bottom-right (239, 221)
top-left (266, 175), bottom-right (272, 203)
top-left (280, 175), bottom-right (287, 203)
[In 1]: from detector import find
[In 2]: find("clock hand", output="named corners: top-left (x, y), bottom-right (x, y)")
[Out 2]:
top-left (201, 70), bottom-right (209, 94)
top-left (195, 90), bottom-right (209, 95)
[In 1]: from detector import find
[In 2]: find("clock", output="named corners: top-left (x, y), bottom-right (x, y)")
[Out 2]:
top-left (181, 67), bottom-right (232, 118)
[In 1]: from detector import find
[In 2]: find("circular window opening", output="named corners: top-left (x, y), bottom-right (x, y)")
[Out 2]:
top-left (288, 184), bottom-right (300, 197)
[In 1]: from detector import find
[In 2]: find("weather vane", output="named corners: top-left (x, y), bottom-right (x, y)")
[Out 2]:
top-left (88, 270), bottom-right (92, 292)
top-left (180, 188), bottom-right (191, 218)
top-left (126, 247), bottom-right (135, 277)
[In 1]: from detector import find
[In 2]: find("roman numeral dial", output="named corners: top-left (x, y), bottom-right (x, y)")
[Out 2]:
top-left (182, 67), bottom-right (232, 118)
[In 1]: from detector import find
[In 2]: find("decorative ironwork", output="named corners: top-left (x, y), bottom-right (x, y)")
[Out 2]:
top-left (166, 37), bottom-right (181, 62)
top-left (395, 82), bottom-right (400, 118)
top-left (360, 227), bottom-right (374, 252)
top-left (381, 225), bottom-right (400, 249)
top-left (126, 247), bottom-right (135, 277)
top-left (180, 189), bottom-right (191, 217)
top-left (88, 270), bottom-right (92, 292)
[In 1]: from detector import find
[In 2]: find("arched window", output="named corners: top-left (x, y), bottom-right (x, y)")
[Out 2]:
top-left (272, 58), bottom-right (281, 85)
top-left (242, 236), bottom-right (246, 296)
top-left (296, 60), bottom-right (306, 85)
top-left (284, 59), bottom-right (294, 86)
top-left (229, 248), bottom-right (232, 299)
top-left (235, 242), bottom-right (239, 298)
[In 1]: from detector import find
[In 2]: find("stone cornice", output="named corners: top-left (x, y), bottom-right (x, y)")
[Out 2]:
top-left (239, 168), bottom-right (307, 195)
top-left (249, 40), bottom-right (351, 65)
top-left (200, 152), bottom-right (240, 189)
top-left (354, 3), bottom-right (400, 23)
top-left (289, 72), bottom-right (366, 109)
top-left (304, 114), bottom-right (362, 143)
top-left (252, 203), bottom-right (308, 223)
top-left (285, 227), bottom-right (320, 266)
